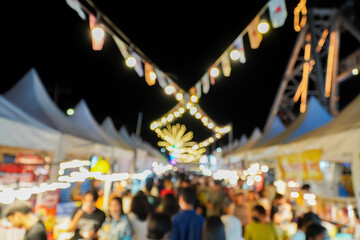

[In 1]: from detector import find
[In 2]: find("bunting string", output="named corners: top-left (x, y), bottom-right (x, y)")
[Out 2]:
top-left (66, 0), bottom-right (289, 148)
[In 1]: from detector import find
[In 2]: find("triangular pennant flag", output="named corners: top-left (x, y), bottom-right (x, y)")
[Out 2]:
top-left (66, 0), bottom-right (86, 20)
top-left (89, 14), bottom-right (105, 51)
top-left (154, 69), bottom-right (168, 89)
top-left (112, 34), bottom-right (129, 59)
top-left (233, 36), bottom-right (246, 63)
top-left (269, 0), bottom-right (287, 28)
top-left (144, 62), bottom-right (156, 86)
top-left (221, 51), bottom-right (231, 77)
top-left (195, 81), bottom-right (202, 99)
top-left (131, 51), bottom-right (144, 77)
top-left (209, 65), bottom-right (217, 85)
top-left (201, 73), bottom-right (210, 94)
top-left (247, 16), bottom-right (263, 49)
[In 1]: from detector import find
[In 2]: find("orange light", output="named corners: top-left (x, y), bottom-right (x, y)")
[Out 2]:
top-left (325, 31), bottom-right (336, 98)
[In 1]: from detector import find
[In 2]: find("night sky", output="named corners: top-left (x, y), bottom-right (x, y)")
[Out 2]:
top-left (2, 0), bottom-right (360, 151)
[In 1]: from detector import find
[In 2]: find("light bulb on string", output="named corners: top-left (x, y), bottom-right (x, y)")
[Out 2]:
top-left (230, 49), bottom-right (241, 61)
top-left (258, 19), bottom-right (270, 34)
top-left (176, 92), bottom-right (183, 101)
top-left (210, 67), bottom-right (220, 78)
top-left (165, 85), bottom-right (175, 95)
top-left (125, 56), bottom-right (137, 67)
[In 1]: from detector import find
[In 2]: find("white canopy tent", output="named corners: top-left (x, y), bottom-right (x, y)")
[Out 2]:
top-left (2, 69), bottom-right (134, 172)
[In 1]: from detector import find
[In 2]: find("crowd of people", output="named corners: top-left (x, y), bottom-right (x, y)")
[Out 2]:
top-left (2, 172), bottom-right (330, 240)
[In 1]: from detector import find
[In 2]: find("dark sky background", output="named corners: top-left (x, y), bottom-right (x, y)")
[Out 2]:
top-left (2, 0), bottom-right (360, 152)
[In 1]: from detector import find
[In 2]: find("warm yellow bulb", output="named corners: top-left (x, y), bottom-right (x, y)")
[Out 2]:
top-left (161, 117), bottom-right (167, 123)
top-left (190, 95), bottom-right (198, 103)
top-left (190, 106), bottom-right (197, 115)
top-left (164, 85), bottom-right (175, 95)
top-left (195, 112), bottom-right (202, 119)
top-left (167, 114), bottom-right (174, 122)
top-left (230, 49), bottom-right (240, 60)
top-left (150, 122), bottom-right (158, 130)
top-left (207, 122), bottom-right (214, 129)
top-left (174, 111), bottom-right (180, 117)
top-left (176, 92), bottom-right (183, 101)
top-left (210, 67), bottom-right (220, 77)
top-left (179, 107), bottom-right (185, 114)
top-left (186, 102), bottom-right (192, 109)
top-left (125, 56), bottom-right (137, 67)
top-left (258, 21), bottom-right (270, 34)
top-left (92, 26), bottom-right (105, 41)
top-left (149, 71), bottom-right (157, 81)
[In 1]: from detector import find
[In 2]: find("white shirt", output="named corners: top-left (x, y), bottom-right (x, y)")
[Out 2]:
top-left (221, 215), bottom-right (243, 240)
top-left (128, 212), bottom-right (148, 240)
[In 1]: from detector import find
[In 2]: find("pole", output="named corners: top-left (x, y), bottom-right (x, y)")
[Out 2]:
top-left (136, 111), bottom-right (143, 138)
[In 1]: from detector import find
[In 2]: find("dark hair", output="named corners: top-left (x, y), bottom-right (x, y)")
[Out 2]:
top-left (147, 212), bottom-right (172, 239)
top-left (145, 177), bottom-right (154, 192)
top-left (3, 200), bottom-right (32, 217)
top-left (301, 184), bottom-right (311, 191)
top-left (274, 193), bottom-right (284, 201)
top-left (110, 197), bottom-right (124, 215)
top-left (131, 194), bottom-right (150, 221)
top-left (302, 212), bottom-right (321, 225)
top-left (162, 193), bottom-right (179, 217)
top-left (305, 223), bottom-right (326, 240)
top-left (85, 189), bottom-right (98, 202)
top-left (202, 216), bottom-right (226, 240)
top-left (179, 187), bottom-right (197, 205)
top-left (253, 205), bottom-right (267, 216)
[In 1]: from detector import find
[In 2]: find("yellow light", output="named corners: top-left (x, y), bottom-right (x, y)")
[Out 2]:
top-left (190, 95), bottom-right (198, 103)
top-left (215, 133), bottom-right (221, 139)
top-left (201, 117), bottom-right (208, 125)
top-left (189, 106), bottom-right (197, 115)
top-left (210, 67), bottom-right (220, 77)
top-left (167, 114), bottom-right (174, 122)
top-left (165, 85), bottom-right (175, 95)
top-left (176, 92), bottom-right (183, 101)
top-left (195, 112), bottom-right (202, 119)
top-left (186, 102), bottom-right (192, 109)
top-left (230, 49), bottom-right (240, 60)
top-left (91, 26), bottom-right (105, 41)
top-left (179, 107), bottom-right (185, 114)
top-left (209, 137), bottom-right (214, 143)
top-left (149, 71), bottom-right (157, 81)
top-left (66, 108), bottom-right (75, 116)
top-left (150, 121), bottom-right (158, 130)
top-left (258, 20), bottom-right (270, 34)
top-left (125, 56), bottom-right (137, 67)
top-left (352, 68), bottom-right (359, 75)
top-left (161, 117), bottom-right (167, 123)
top-left (207, 122), bottom-right (214, 129)
top-left (174, 111), bottom-right (180, 117)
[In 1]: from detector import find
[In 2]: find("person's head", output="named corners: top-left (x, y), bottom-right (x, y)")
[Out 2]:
top-left (147, 212), bottom-right (172, 240)
top-left (180, 179), bottom-right (191, 188)
top-left (299, 212), bottom-right (321, 230)
top-left (222, 196), bottom-right (233, 215)
top-left (145, 177), bottom-right (154, 192)
top-left (213, 180), bottom-right (222, 192)
top-left (301, 184), bottom-right (311, 193)
top-left (252, 205), bottom-right (267, 222)
top-left (273, 193), bottom-right (286, 205)
top-left (248, 190), bottom-right (257, 201)
top-left (162, 193), bottom-right (179, 217)
top-left (4, 200), bottom-right (32, 228)
top-left (235, 192), bottom-right (246, 205)
top-left (202, 216), bottom-right (226, 240)
top-left (178, 187), bottom-right (197, 210)
top-left (82, 190), bottom-right (98, 214)
top-left (131, 194), bottom-right (150, 221)
top-left (306, 223), bottom-right (326, 240)
top-left (164, 178), bottom-right (173, 189)
top-left (109, 197), bottom-right (123, 219)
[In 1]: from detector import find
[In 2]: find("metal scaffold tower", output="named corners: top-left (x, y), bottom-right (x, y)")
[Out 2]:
top-left (263, 3), bottom-right (360, 133)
